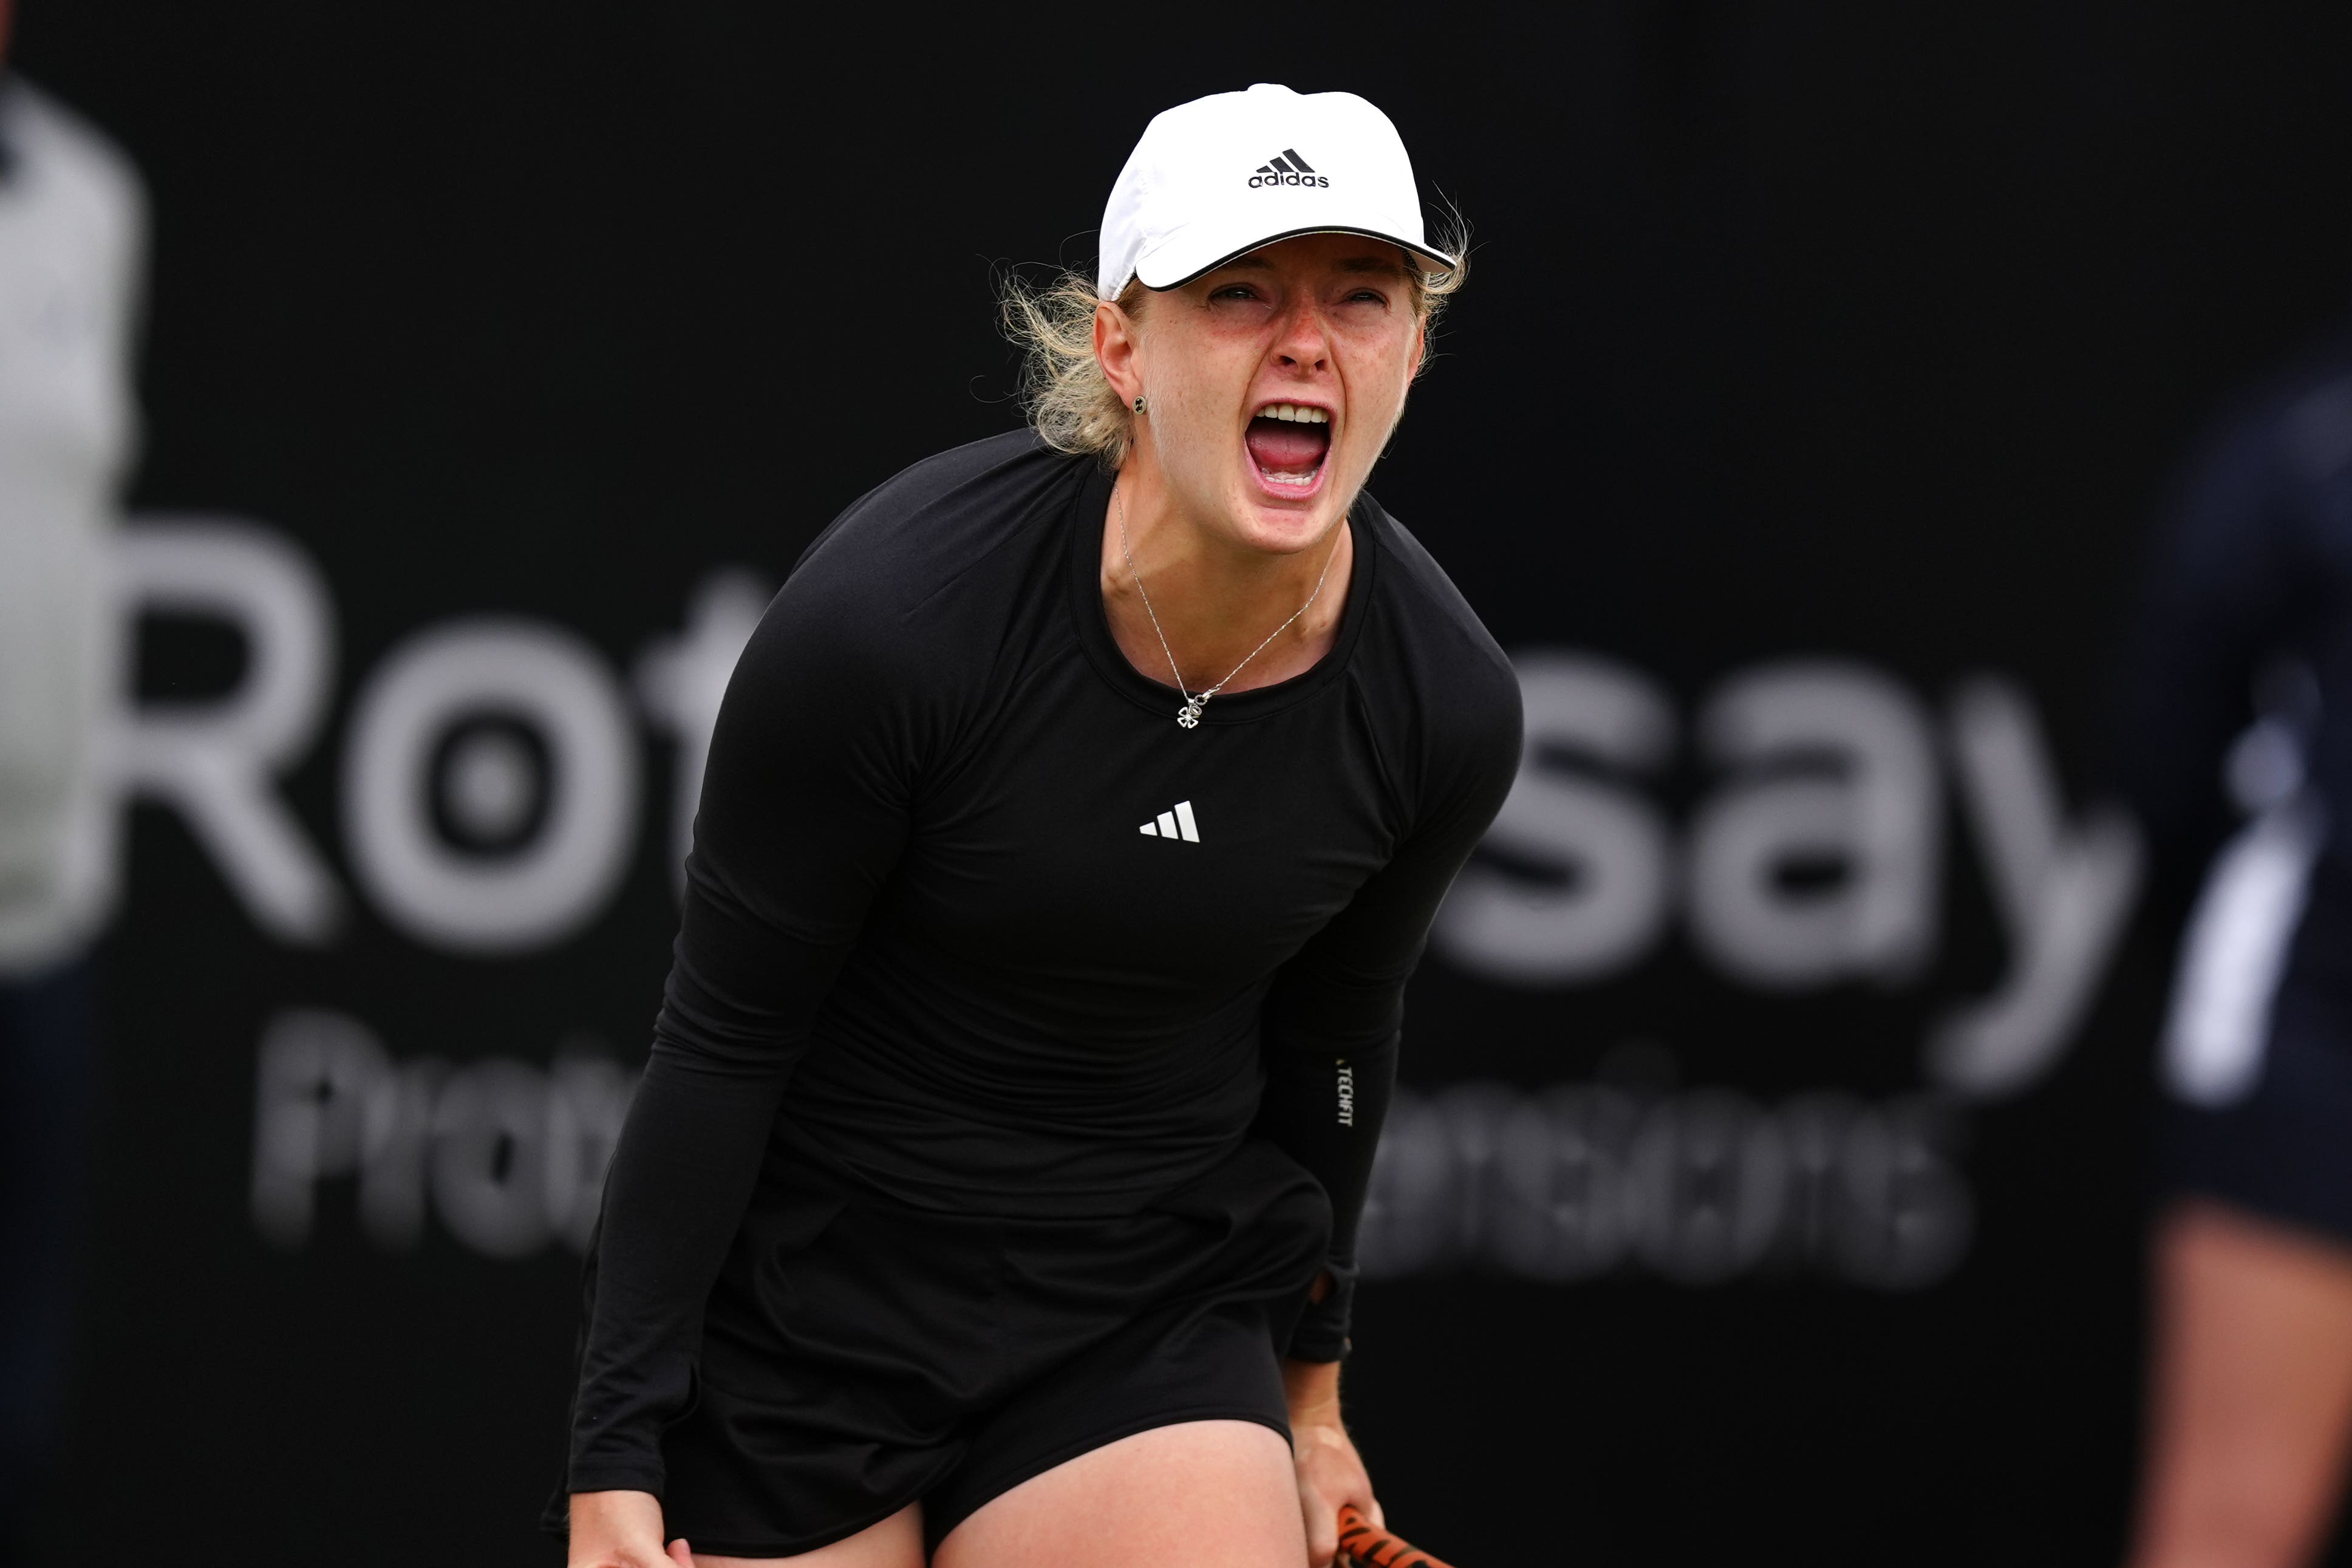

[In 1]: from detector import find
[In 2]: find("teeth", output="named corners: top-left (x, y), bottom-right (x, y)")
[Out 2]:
top-left (1264, 470), bottom-right (1316, 487)
top-left (1258, 403), bottom-right (1329, 424)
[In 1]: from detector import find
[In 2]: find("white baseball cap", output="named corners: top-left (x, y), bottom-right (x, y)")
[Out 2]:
top-left (1097, 83), bottom-right (1454, 298)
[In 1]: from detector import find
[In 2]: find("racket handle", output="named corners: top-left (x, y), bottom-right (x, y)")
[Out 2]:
top-left (1336, 1503), bottom-right (1456, 1568)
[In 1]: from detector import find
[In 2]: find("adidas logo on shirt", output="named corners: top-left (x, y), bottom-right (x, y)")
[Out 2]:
top-left (1138, 800), bottom-right (1201, 842)
top-left (1247, 149), bottom-right (1328, 189)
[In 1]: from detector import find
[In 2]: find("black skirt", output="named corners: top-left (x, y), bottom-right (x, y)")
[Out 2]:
top-left (550, 1133), bottom-right (1330, 1557)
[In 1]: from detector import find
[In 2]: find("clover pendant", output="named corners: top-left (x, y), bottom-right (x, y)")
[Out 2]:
top-left (1177, 701), bottom-right (1202, 729)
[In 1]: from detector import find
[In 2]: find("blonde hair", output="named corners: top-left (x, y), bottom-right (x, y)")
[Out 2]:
top-left (1001, 217), bottom-right (1471, 469)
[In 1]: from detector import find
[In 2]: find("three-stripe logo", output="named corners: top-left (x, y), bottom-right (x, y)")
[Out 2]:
top-left (1139, 800), bottom-right (1201, 843)
top-left (1247, 149), bottom-right (1329, 190)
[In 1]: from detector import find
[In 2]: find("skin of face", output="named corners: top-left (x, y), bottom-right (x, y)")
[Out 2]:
top-left (1094, 232), bottom-right (1427, 567)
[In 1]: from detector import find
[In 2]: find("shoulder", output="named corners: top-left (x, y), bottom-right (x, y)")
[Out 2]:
top-left (1350, 497), bottom-right (1523, 811)
top-left (2, 80), bottom-right (146, 239)
top-left (1357, 497), bottom-right (1521, 741)
top-left (733, 429), bottom-right (1089, 725)
top-left (2180, 336), bottom-right (2352, 511)
top-left (783, 429), bottom-right (1086, 619)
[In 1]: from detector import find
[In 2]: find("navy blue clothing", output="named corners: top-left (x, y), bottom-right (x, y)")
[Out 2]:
top-left (2117, 341), bottom-right (2352, 898)
top-left (559, 431), bottom-right (1522, 1513)
top-left (0, 957), bottom-right (94, 1564)
top-left (2118, 333), bottom-right (2352, 1239)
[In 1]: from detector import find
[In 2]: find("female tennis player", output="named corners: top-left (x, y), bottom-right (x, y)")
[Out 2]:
top-left (556, 83), bottom-right (1518, 1568)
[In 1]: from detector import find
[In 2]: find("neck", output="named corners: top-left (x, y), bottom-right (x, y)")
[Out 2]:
top-left (1099, 450), bottom-right (1354, 700)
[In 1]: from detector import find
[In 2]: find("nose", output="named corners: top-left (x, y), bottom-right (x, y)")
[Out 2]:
top-left (1270, 298), bottom-right (1332, 375)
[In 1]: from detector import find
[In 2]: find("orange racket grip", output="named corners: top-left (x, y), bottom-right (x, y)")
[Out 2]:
top-left (1336, 1504), bottom-right (1457, 1568)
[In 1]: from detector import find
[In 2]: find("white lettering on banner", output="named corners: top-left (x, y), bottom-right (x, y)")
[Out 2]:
top-left (1434, 650), bottom-right (2141, 1099)
top-left (1928, 678), bottom-right (2145, 1099)
top-left (431, 1058), bottom-right (557, 1257)
top-left (248, 1009), bottom-right (635, 1256)
top-left (117, 527), bottom-right (2139, 1106)
top-left (544, 1054), bottom-right (636, 1250)
top-left (250, 1009), bottom-right (381, 1246)
top-left (115, 520), bottom-right (768, 949)
top-left (1687, 661), bottom-right (1941, 989)
top-left (1360, 1081), bottom-right (1972, 1289)
top-left (635, 569), bottom-right (772, 897)
top-left (357, 1057), bottom-right (440, 1249)
top-left (1432, 654), bottom-right (1676, 984)
top-left (343, 619), bottom-right (639, 954)
top-left (115, 517), bottom-right (345, 943)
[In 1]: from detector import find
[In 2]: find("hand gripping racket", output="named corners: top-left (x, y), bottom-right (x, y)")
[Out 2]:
top-left (1337, 1504), bottom-right (1457, 1568)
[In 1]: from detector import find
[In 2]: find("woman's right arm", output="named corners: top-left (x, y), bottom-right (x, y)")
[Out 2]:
top-left (563, 577), bottom-right (925, 1561)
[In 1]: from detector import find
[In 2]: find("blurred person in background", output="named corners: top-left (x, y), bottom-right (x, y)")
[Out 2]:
top-left (2118, 330), bottom-right (2352, 1568)
top-left (0, 0), bottom-right (145, 1557)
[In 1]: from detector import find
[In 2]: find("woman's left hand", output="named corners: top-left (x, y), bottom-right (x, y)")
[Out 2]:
top-left (1283, 1357), bottom-right (1379, 1567)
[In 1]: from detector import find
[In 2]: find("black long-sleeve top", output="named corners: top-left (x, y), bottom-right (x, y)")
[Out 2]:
top-left (565, 431), bottom-right (1521, 1496)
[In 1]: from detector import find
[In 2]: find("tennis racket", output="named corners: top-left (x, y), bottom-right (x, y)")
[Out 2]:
top-left (1337, 1503), bottom-right (1457, 1568)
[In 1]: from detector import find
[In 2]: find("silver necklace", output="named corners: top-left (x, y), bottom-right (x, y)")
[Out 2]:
top-left (1114, 481), bottom-right (1340, 730)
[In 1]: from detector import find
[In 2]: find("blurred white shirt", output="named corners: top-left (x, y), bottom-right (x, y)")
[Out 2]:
top-left (0, 77), bottom-right (143, 975)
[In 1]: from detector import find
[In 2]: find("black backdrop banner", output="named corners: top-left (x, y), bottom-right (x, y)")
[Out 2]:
top-left (18, 4), bottom-right (2352, 1564)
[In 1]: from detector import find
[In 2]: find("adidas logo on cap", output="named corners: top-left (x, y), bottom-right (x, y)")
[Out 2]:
top-left (1247, 148), bottom-right (1329, 190)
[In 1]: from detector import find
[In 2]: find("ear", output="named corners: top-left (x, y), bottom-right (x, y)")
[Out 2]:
top-left (1094, 297), bottom-right (1144, 408)
top-left (1407, 315), bottom-right (1429, 381)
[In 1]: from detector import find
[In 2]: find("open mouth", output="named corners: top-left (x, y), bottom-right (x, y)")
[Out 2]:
top-left (1243, 402), bottom-right (1332, 496)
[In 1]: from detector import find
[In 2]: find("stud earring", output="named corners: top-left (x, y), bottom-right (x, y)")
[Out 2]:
top-left (1133, 395), bottom-right (1148, 414)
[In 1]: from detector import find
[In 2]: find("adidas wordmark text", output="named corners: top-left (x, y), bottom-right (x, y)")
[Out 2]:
top-left (1248, 148), bottom-right (1329, 189)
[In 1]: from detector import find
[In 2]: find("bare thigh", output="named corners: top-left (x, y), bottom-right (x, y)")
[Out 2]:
top-left (690, 1502), bottom-right (925, 1568)
top-left (933, 1419), bottom-right (1304, 1568)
